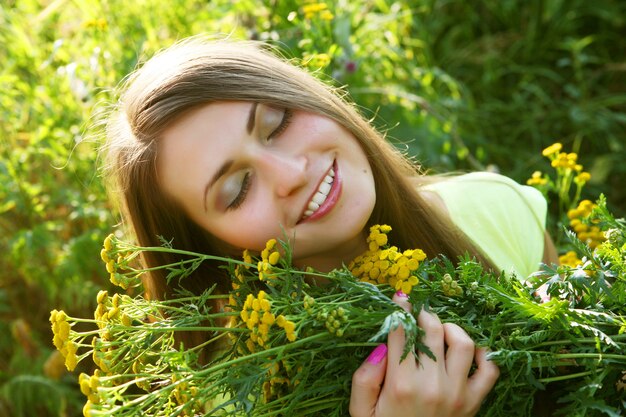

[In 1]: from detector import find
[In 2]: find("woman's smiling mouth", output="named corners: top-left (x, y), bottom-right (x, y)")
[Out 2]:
top-left (300, 161), bottom-right (341, 222)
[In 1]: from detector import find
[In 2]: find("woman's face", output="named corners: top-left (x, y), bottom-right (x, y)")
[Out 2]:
top-left (158, 101), bottom-right (376, 271)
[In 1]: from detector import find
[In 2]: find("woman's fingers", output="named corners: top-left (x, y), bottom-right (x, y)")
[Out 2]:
top-left (415, 309), bottom-right (445, 368)
top-left (349, 344), bottom-right (388, 417)
top-left (443, 322), bottom-right (475, 376)
top-left (391, 291), bottom-right (412, 313)
top-left (349, 292), bottom-right (498, 417)
top-left (386, 292), bottom-right (418, 378)
top-left (467, 347), bottom-right (500, 401)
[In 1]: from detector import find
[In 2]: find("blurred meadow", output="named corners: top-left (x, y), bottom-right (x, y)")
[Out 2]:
top-left (1, 0), bottom-right (625, 416)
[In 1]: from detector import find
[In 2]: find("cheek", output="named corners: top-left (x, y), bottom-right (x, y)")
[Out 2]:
top-left (215, 206), bottom-right (283, 251)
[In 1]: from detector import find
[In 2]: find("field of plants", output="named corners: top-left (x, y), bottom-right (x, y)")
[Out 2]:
top-left (1, 1), bottom-right (625, 416)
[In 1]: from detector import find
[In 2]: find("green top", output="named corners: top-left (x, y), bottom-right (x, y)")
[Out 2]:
top-left (424, 172), bottom-right (547, 279)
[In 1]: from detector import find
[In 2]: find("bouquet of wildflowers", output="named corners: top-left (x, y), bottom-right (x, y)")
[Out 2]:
top-left (51, 144), bottom-right (626, 417)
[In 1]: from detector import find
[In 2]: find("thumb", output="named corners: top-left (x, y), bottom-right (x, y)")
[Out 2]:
top-left (349, 344), bottom-right (388, 417)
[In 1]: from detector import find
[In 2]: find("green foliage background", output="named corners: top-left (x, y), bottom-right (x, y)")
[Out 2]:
top-left (1, 0), bottom-right (624, 416)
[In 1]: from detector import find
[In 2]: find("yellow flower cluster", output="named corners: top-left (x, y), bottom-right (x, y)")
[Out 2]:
top-left (232, 249), bottom-right (253, 299)
top-left (79, 372), bottom-right (101, 406)
top-left (94, 290), bottom-right (122, 327)
top-left (257, 239), bottom-right (281, 281)
top-left (349, 225), bottom-right (426, 294)
top-left (240, 291), bottom-right (297, 352)
top-left (241, 291), bottom-right (275, 349)
top-left (302, 52), bottom-right (332, 70)
top-left (82, 18), bottom-right (107, 29)
top-left (568, 200), bottom-right (605, 249)
top-left (100, 234), bottom-right (131, 289)
top-left (92, 290), bottom-right (130, 374)
top-left (170, 373), bottom-right (201, 409)
top-left (542, 143), bottom-right (591, 183)
top-left (92, 337), bottom-right (112, 374)
top-left (302, 2), bottom-right (334, 20)
top-left (550, 151), bottom-right (580, 171)
top-left (50, 309), bottom-right (78, 371)
top-left (262, 360), bottom-right (301, 404)
top-left (559, 250), bottom-right (583, 268)
top-left (229, 250), bottom-right (254, 333)
top-left (277, 314), bottom-right (297, 342)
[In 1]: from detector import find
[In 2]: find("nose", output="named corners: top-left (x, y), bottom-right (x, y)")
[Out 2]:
top-left (256, 151), bottom-right (308, 198)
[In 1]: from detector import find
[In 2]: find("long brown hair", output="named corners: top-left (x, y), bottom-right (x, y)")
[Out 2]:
top-left (102, 36), bottom-right (495, 306)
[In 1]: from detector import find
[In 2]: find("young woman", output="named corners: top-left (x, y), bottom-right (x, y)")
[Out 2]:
top-left (103, 37), bottom-right (556, 417)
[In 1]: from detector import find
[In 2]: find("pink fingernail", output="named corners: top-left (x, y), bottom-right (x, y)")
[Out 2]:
top-left (366, 344), bottom-right (387, 364)
top-left (395, 290), bottom-right (408, 298)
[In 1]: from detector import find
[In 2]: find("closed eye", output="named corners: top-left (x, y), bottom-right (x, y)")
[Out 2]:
top-left (226, 171), bottom-right (251, 210)
top-left (224, 107), bottom-right (292, 211)
top-left (268, 108), bottom-right (293, 140)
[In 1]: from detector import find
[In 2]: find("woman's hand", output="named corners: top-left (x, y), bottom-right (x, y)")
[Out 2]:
top-left (349, 292), bottom-right (499, 417)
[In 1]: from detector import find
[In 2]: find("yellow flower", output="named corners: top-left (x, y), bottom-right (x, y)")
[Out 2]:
top-left (103, 234), bottom-right (114, 251)
top-left (302, 53), bottom-right (332, 70)
top-left (83, 400), bottom-right (93, 417)
top-left (265, 239), bottom-right (277, 251)
top-left (320, 10), bottom-right (334, 20)
top-left (397, 265), bottom-right (410, 280)
top-left (262, 311), bottom-right (276, 325)
top-left (526, 171), bottom-right (548, 186)
top-left (258, 239), bottom-right (281, 280)
top-left (302, 2), bottom-right (330, 19)
top-left (566, 200), bottom-right (605, 248)
top-left (550, 152), bottom-right (579, 170)
top-left (242, 249), bottom-right (252, 267)
top-left (574, 171), bottom-right (591, 185)
top-left (79, 373), bottom-right (91, 396)
top-left (64, 341), bottom-right (78, 371)
top-left (559, 250), bottom-right (583, 268)
top-left (542, 142), bottom-right (562, 157)
top-left (268, 251), bottom-right (280, 265)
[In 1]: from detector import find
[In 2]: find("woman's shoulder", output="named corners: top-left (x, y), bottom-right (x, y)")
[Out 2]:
top-left (418, 171), bottom-right (548, 278)
top-left (420, 171), bottom-right (545, 209)
top-left (424, 171), bottom-right (523, 189)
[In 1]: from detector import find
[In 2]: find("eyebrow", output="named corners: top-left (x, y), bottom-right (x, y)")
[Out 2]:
top-left (203, 160), bottom-right (233, 212)
top-left (202, 103), bottom-right (257, 212)
top-left (246, 102), bottom-right (257, 134)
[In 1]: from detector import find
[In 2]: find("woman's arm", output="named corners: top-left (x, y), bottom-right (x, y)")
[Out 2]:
top-left (349, 292), bottom-right (499, 417)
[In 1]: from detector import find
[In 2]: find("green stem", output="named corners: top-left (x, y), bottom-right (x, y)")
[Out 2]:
top-left (131, 326), bottom-right (247, 333)
top-left (530, 333), bottom-right (626, 349)
top-left (538, 369), bottom-right (600, 384)
top-left (105, 333), bottom-right (330, 412)
top-left (553, 352), bottom-right (625, 361)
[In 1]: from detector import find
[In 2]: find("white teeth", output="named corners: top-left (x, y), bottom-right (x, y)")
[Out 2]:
top-left (312, 192), bottom-right (326, 205)
top-left (318, 182), bottom-right (331, 195)
top-left (301, 164), bottom-right (336, 220)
